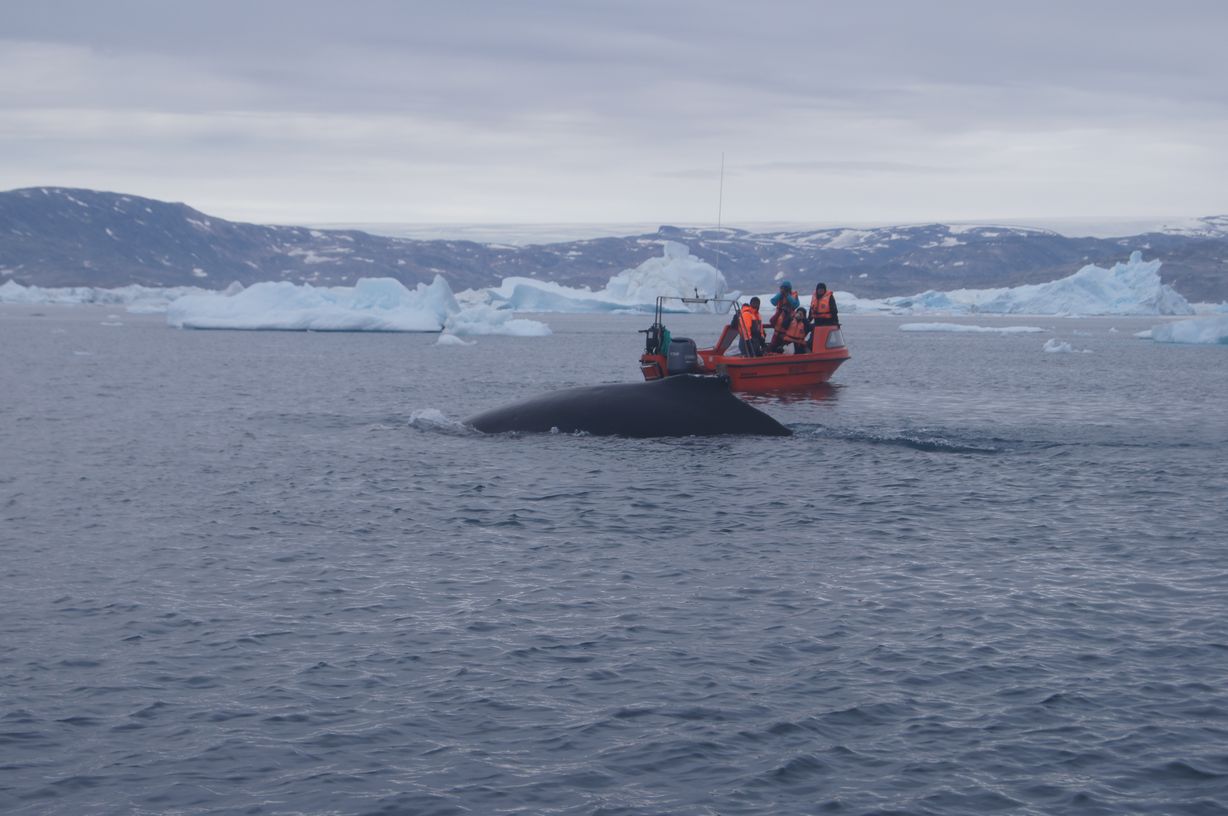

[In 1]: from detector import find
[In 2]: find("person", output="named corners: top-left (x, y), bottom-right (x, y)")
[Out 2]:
top-left (809, 282), bottom-right (839, 326)
top-left (781, 306), bottom-right (810, 354)
top-left (767, 280), bottom-right (800, 332)
top-left (732, 296), bottom-right (765, 357)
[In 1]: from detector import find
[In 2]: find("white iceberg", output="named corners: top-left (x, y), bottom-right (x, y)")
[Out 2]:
top-left (0, 280), bottom-right (211, 311)
top-left (1147, 316), bottom-right (1228, 345)
top-left (884, 252), bottom-right (1192, 316)
top-left (0, 245), bottom-right (1203, 327)
top-left (487, 241), bottom-right (729, 313)
top-left (167, 277), bottom-right (455, 331)
top-left (899, 323), bottom-right (1046, 334)
top-left (444, 304), bottom-right (551, 337)
top-left (166, 276), bottom-right (550, 335)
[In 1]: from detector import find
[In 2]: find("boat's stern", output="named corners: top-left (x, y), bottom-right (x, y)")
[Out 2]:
top-left (640, 352), bottom-right (667, 381)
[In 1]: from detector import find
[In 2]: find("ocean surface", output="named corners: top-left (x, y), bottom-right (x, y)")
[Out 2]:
top-left (2, 306), bottom-right (1227, 816)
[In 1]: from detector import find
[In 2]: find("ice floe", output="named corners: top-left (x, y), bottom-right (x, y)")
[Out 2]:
top-left (899, 323), bottom-right (1046, 334)
top-left (1146, 316), bottom-right (1228, 345)
top-left (1042, 338), bottom-right (1092, 353)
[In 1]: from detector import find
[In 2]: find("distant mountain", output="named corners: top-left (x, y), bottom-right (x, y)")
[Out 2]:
top-left (2, 187), bottom-right (1226, 301)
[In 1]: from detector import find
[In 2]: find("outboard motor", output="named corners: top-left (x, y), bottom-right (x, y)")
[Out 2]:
top-left (666, 337), bottom-right (699, 375)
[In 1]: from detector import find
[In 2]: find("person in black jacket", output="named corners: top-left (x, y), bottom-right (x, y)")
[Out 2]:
top-left (809, 283), bottom-right (839, 326)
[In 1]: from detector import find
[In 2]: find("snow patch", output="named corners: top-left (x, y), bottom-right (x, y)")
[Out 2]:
top-left (824, 229), bottom-right (873, 250)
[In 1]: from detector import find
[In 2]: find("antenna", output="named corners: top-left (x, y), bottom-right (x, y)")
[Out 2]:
top-left (713, 153), bottom-right (726, 305)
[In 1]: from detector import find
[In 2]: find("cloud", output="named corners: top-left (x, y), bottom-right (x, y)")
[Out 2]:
top-left (3, 1), bottom-right (1227, 222)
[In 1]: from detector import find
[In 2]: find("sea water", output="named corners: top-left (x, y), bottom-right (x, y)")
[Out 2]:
top-left (2, 306), bottom-right (1226, 815)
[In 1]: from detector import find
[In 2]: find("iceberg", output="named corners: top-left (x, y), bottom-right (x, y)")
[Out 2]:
top-left (885, 252), bottom-right (1193, 316)
top-left (1, 245), bottom-right (1201, 326)
top-left (167, 277), bottom-right (455, 331)
top-left (1147, 316), bottom-right (1228, 345)
top-left (444, 304), bottom-right (551, 337)
top-left (487, 241), bottom-right (729, 313)
top-left (166, 276), bottom-right (550, 335)
top-left (0, 280), bottom-right (212, 311)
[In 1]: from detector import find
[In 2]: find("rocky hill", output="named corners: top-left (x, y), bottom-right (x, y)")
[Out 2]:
top-left (2, 187), bottom-right (1226, 301)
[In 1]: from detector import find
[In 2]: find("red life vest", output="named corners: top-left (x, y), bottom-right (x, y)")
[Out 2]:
top-left (809, 290), bottom-right (833, 322)
top-left (737, 304), bottom-right (762, 340)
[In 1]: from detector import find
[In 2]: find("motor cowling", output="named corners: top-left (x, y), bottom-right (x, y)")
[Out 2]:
top-left (666, 337), bottom-right (699, 375)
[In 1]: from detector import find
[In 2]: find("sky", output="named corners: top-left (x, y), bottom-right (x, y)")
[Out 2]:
top-left (4, 0), bottom-right (1228, 226)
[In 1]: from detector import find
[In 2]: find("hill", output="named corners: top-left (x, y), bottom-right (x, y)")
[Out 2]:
top-left (2, 187), bottom-right (1226, 301)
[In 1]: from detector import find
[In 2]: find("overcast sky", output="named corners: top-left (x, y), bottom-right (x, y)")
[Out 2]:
top-left (4, 0), bottom-right (1227, 225)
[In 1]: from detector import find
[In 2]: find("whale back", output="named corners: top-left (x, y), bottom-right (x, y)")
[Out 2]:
top-left (465, 375), bottom-right (790, 437)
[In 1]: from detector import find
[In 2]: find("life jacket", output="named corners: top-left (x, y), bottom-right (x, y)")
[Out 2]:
top-left (782, 314), bottom-right (808, 345)
top-left (809, 290), bottom-right (833, 322)
top-left (737, 304), bottom-right (762, 340)
top-left (769, 290), bottom-right (799, 327)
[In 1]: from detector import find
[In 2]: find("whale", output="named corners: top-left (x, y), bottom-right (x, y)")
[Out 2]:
top-left (465, 374), bottom-right (791, 437)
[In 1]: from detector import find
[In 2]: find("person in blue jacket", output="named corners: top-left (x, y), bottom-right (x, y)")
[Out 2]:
top-left (771, 280), bottom-right (800, 331)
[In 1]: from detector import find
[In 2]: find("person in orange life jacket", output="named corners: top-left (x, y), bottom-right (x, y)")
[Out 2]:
top-left (809, 282), bottom-right (839, 326)
top-left (731, 296), bottom-right (765, 357)
top-left (767, 280), bottom-right (800, 331)
top-left (785, 306), bottom-right (815, 353)
top-left (767, 304), bottom-right (807, 354)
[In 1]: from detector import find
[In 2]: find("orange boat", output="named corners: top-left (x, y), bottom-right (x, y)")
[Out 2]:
top-left (639, 296), bottom-right (850, 392)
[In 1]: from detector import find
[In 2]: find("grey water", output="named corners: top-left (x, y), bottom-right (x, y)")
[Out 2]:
top-left (2, 306), bottom-right (1227, 816)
